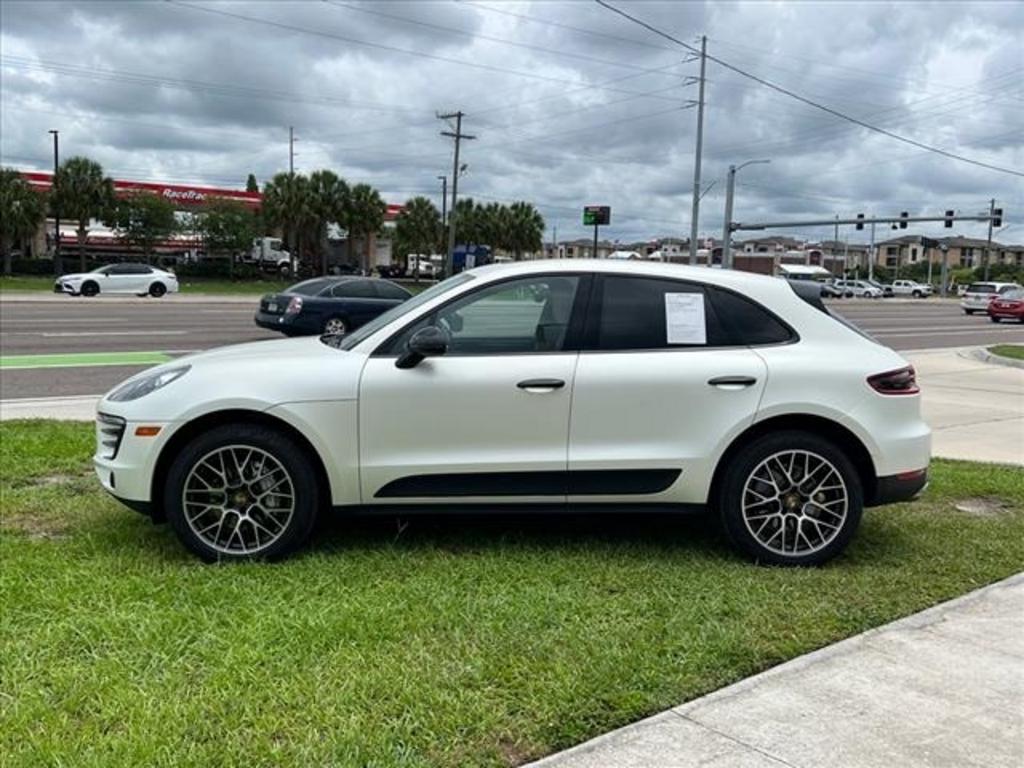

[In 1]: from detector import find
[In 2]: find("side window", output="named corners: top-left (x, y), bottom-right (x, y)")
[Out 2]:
top-left (383, 275), bottom-right (581, 355)
top-left (334, 280), bottom-right (375, 298)
top-left (127, 265), bottom-right (152, 275)
top-left (708, 287), bottom-right (795, 346)
top-left (589, 276), bottom-right (728, 350)
top-left (108, 264), bottom-right (133, 275)
top-left (374, 281), bottom-right (410, 300)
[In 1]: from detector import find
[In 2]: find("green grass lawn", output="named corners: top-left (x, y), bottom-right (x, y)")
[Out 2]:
top-left (2, 421), bottom-right (1022, 767)
top-left (0, 275), bottom-right (431, 296)
top-left (989, 344), bottom-right (1024, 361)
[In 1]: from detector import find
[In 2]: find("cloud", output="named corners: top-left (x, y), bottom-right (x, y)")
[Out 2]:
top-left (1, 0), bottom-right (1021, 243)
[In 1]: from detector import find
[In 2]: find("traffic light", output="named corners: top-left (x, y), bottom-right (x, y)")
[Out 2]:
top-left (993, 208), bottom-right (1003, 227)
top-left (899, 211), bottom-right (908, 229)
top-left (944, 210), bottom-right (954, 228)
top-left (855, 213), bottom-right (864, 231)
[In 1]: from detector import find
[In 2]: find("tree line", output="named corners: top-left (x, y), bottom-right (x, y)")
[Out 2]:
top-left (0, 157), bottom-right (545, 277)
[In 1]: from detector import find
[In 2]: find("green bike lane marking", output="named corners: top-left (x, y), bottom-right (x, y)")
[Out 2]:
top-left (0, 351), bottom-right (173, 370)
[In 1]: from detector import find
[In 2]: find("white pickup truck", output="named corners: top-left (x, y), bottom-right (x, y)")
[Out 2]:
top-left (889, 279), bottom-right (933, 298)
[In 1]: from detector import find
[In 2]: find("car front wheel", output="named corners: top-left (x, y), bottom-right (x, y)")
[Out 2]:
top-left (717, 431), bottom-right (863, 566)
top-left (149, 282), bottom-right (167, 298)
top-left (81, 281), bottom-right (99, 297)
top-left (321, 316), bottom-right (348, 336)
top-left (163, 423), bottom-right (321, 562)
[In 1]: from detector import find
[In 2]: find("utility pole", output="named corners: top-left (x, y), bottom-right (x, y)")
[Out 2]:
top-left (940, 244), bottom-right (950, 297)
top-left (48, 130), bottom-right (60, 275)
top-left (721, 159), bottom-right (769, 269)
top-left (439, 111), bottom-right (475, 276)
top-left (288, 126), bottom-right (295, 175)
top-left (983, 198), bottom-right (995, 281)
top-left (688, 35), bottom-right (707, 265)
top-left (552, 222), bottom-right (558, 258)
top-left (721, 166), bottom-right (736, 269)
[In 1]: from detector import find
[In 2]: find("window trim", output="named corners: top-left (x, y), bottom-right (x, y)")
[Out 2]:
top-left (579, 274), bottom-right (798, 354)
top-left (371, 272), bottom-right (593, 358)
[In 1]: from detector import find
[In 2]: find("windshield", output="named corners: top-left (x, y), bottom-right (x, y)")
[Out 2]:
top-left (324, 272), bottom-right (476, 351)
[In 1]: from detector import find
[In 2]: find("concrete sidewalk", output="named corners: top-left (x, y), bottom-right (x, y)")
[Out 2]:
top-left (906, 347), bottom-right (1023, 466)
top-left (0, 395), bottom-right (99, 421)
top-left (528, 574), bottom-right (1024, 768)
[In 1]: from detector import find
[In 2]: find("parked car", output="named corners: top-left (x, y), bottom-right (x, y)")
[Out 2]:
top-left (254, 277), bottom-right (411, 336)
top-left (889, 279), bottom-right (933, 298)
top-left (866, 279), bottom-right (894, 297)
top-left (819, 281), bottom-right (848, 299)
top-left (96, 261), bottom-right (930, 566)
top-left (961, 282), bottom-right (1023, 315)
top-left (54, 263), bottom-right (178, 298)
top-left (985, 288), bottom-right (1024, 323)
top-left (835, 279), bottom-right (883, 298)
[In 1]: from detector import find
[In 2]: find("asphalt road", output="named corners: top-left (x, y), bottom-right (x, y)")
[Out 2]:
top-left (1, 294), bottom-right (1021, 400)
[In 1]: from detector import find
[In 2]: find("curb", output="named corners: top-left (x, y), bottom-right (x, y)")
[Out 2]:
top-left (965, 346), bottom-right (1024, 369)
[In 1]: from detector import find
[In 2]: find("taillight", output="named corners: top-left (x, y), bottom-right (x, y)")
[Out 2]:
top-left (867, 366), bottom-right (919, 396)
top-left (285, 296), bottom-right (303, 315)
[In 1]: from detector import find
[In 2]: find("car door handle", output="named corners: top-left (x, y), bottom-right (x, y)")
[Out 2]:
top-left (517, 378), bottom-right (565, 392)
top-left (708, 376), bottom-right (758, 388)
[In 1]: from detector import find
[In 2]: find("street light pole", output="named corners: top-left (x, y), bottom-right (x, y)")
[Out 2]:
top-left (721, 159), bottom-right (769, 269)
top-left (48, 130), bottom-right (61, 276)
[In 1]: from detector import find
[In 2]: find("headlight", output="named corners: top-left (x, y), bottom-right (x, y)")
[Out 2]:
top-left (108, 365), bottom-right (191, 402)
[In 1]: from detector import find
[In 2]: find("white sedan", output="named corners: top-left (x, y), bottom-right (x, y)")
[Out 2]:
top-left (93, 260), bottom-right (931, 566)
top-left (55, 263), bottom-right (178, 297)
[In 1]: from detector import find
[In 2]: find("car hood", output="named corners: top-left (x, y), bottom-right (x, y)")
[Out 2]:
top-left (57, 272), bottom-right (93, 281)
top-left (99, 336), bottom-right (368, 422)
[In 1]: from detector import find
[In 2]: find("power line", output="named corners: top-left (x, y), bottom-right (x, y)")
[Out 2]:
top-left (594, 0), bottom-right (1024, 178)
top-left (325, 0), bottom-right (684, 78)
top-left (167, 0), bottom-right (683, 102)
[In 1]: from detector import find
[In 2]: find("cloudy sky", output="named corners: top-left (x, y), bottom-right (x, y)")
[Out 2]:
top-left (2, 0), bottom-right (1022, 244)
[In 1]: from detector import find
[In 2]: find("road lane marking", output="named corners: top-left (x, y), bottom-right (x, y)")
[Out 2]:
top-left (38, 330), bottom-right (189, 337)
top-left (0, 351), bottom-right (172, 370)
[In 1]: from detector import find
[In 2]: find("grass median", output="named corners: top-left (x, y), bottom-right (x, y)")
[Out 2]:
top-left (2, 420), bottom-right (1022, 767)
top-left (989, 344), bottom-right (1024, 361)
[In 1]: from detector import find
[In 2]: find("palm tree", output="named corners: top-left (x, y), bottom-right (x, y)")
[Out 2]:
top-left (507, 201), bottom-right (545, 261)
top-left (0, 168), bottom-right (46, 276)
top-left (262, 172), bottom-right (312, 275)
top-left (394, 196), bottom-right (441, 279)
top-left (308, 170), bottom-right (348, 275)
top-left (451, 197), bottom-right (481, 247)
top-left (52, 156), bottom-right (115, 272)
top-left (476, 202), bottom-right (508, 253)
top-left (345, 183), bottom-right (386, 273)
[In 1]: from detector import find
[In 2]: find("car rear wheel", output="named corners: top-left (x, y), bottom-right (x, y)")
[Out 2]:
top-left (990, 316), bottom-right (1000, 323)
top-left (81, 281), bottom-right (99, 297)
top-left (149, 282), bottom-right (167, 298)
top-left (164, 424), bottom-right (320, 562)
top-left (717, 430), bottom-right (863, 566)
top-left (964, 309), bottom-right (975, 315)
top-left (322, 316), bottom-right (348, 336)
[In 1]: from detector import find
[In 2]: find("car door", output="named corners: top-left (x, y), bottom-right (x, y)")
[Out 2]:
top-left (104, 263), bottom-right (135, 293)
top-left (567, 275), bottom-right (773, 505)
top-left (333, 280), bottom-right (390, 327)
top-left (358, 273), bottom-right (587, 504)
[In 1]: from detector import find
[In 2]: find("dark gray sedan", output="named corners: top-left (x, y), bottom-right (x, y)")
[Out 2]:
top-left (255, 277), bottom-right (411, 336)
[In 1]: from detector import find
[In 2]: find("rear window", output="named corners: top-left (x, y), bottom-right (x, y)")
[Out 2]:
top-left (708, 288), bottom-right (795, 345)
top-left (966, 283), bottom-right (996, 294)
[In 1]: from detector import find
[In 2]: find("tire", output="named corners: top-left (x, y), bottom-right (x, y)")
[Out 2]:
top-left (964, 309), bottom-right (974, 315)
top-left (278, 263), bottom-right (291, 278)
top-left (990, 316), bottom-right (1000, 323)
top-left (80, 281), bottom-right (99, 297)
top-left (716, 430), bottom-right (864, 566)
top-left (149, 282), bottom-right (167, 298)
top-left (163, 423), bottom-right (321, 562)
top-left (321, 316), bottom-right (348, 336)
top-left (912, 290), bottom-right (921, 298)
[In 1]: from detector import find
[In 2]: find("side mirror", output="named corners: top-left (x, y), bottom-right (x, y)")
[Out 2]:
top-left (395, 326), bottom-right (449, 369)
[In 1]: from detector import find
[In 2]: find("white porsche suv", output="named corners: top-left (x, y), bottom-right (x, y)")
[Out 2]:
top-left (94, 261), bottom-right (930, 566)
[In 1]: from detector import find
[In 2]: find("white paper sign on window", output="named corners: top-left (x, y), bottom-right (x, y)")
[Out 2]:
top-left (664, 292), bottom-right (706, 345)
